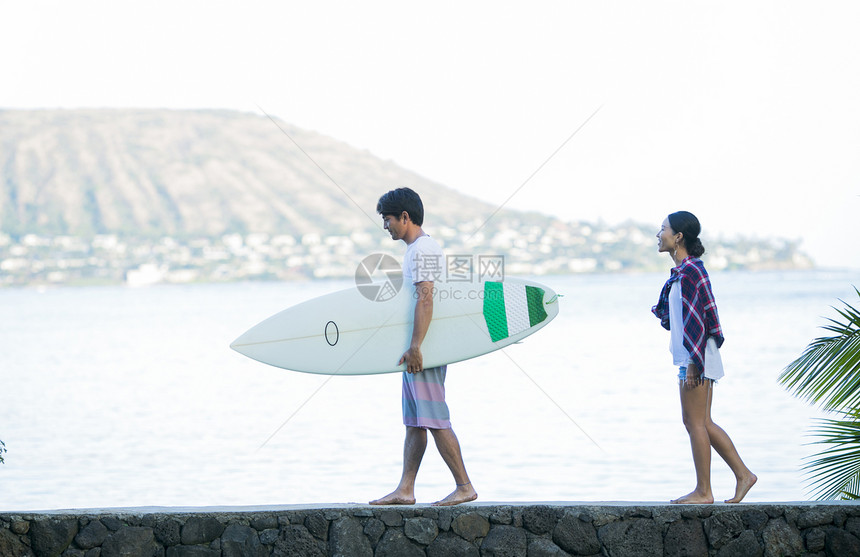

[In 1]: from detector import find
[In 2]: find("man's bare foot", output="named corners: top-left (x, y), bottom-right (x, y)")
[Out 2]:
top-left (725, 473), bottom-right (757, 504)
top-left (670, 490), bottom-right (714, 504)
top-left (369, 490), bottom-right (416, 505)
top-left (431, 484), bottom-right (478, 507)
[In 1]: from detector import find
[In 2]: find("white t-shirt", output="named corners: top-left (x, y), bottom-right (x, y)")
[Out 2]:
top-left (403, 235), bottom-right (443, 284)
top-left (668, 280), bottom-right (725, 380)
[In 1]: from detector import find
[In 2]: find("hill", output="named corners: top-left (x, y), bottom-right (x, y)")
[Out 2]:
top-left (0, 109), bottom-right (498, 237)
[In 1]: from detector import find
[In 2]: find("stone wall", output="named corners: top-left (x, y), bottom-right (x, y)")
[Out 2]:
top-left (2, 502), bottom-right (860, 557)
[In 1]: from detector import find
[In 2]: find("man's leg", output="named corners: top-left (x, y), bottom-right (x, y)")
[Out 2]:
top-left (370, 426), bottom-right (427, 505)
top-left (429, 427), bottom-right (478, 506)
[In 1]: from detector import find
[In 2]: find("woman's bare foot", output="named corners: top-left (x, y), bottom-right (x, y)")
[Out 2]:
top-left (725, 473), bottom-right (757, 504)
top-left (431, 483), bottom-right (478, 507)
top-left (369, 490), bottom-right (416, 505)
top-left (670, 489), bottom-right (714, 504)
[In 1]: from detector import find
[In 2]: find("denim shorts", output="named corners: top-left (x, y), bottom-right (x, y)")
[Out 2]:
top-left (678, 365), bottom-right (715, 383)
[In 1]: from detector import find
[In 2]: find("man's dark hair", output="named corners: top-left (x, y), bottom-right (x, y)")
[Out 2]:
top-left (376, 187), bottom-right (424, 226)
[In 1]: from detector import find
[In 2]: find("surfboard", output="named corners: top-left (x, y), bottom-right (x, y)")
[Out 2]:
top-left (230, 277), bottom-right (560, 375)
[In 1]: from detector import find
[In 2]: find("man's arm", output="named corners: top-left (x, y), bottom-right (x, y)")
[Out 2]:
top-left (399, 280), bottom-right (434, 373)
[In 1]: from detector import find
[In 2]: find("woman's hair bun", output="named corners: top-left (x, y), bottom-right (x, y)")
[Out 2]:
top-left (689, 237), bottom-right (705, 257)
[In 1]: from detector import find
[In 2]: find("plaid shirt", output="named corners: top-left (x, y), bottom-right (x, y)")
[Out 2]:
top-left (652, 257), bottom-right (724, 372)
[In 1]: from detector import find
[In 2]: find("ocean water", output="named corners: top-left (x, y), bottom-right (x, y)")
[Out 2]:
top-left (1, 269), bottom-right (858, 511)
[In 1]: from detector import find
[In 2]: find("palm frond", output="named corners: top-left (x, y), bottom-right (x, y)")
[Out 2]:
top-left (779, 287), bottom-right (860, 412)
top-left (803, 413), bottom-right (860, 500)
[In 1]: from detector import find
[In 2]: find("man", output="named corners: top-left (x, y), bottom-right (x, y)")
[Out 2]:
top-left (369, 187), bottom-right (478, 507)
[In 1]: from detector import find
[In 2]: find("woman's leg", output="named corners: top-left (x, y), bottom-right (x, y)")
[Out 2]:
top-left (703, 385), bottom-right (757, 503)
top-left (673, 375), bottom-right (715, 504)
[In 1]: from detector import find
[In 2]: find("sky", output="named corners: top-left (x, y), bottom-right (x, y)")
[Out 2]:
top-left (2, 1), bottom-right (859, 268)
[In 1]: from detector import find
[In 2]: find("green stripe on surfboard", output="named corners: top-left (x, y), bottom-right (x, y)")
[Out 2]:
top-left (483, 282), bottom-right (508, 342)
top-left (483, 282), bottom-right (547, 342)
top-left (526, 285), bottom-right (548, 326)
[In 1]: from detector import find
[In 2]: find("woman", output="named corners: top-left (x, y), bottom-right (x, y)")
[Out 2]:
top-left (652, 211), bottom-right (757, 504)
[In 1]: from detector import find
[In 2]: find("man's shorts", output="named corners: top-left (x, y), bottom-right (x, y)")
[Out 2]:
top-left (402, 365), bottom-right (451, 429)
